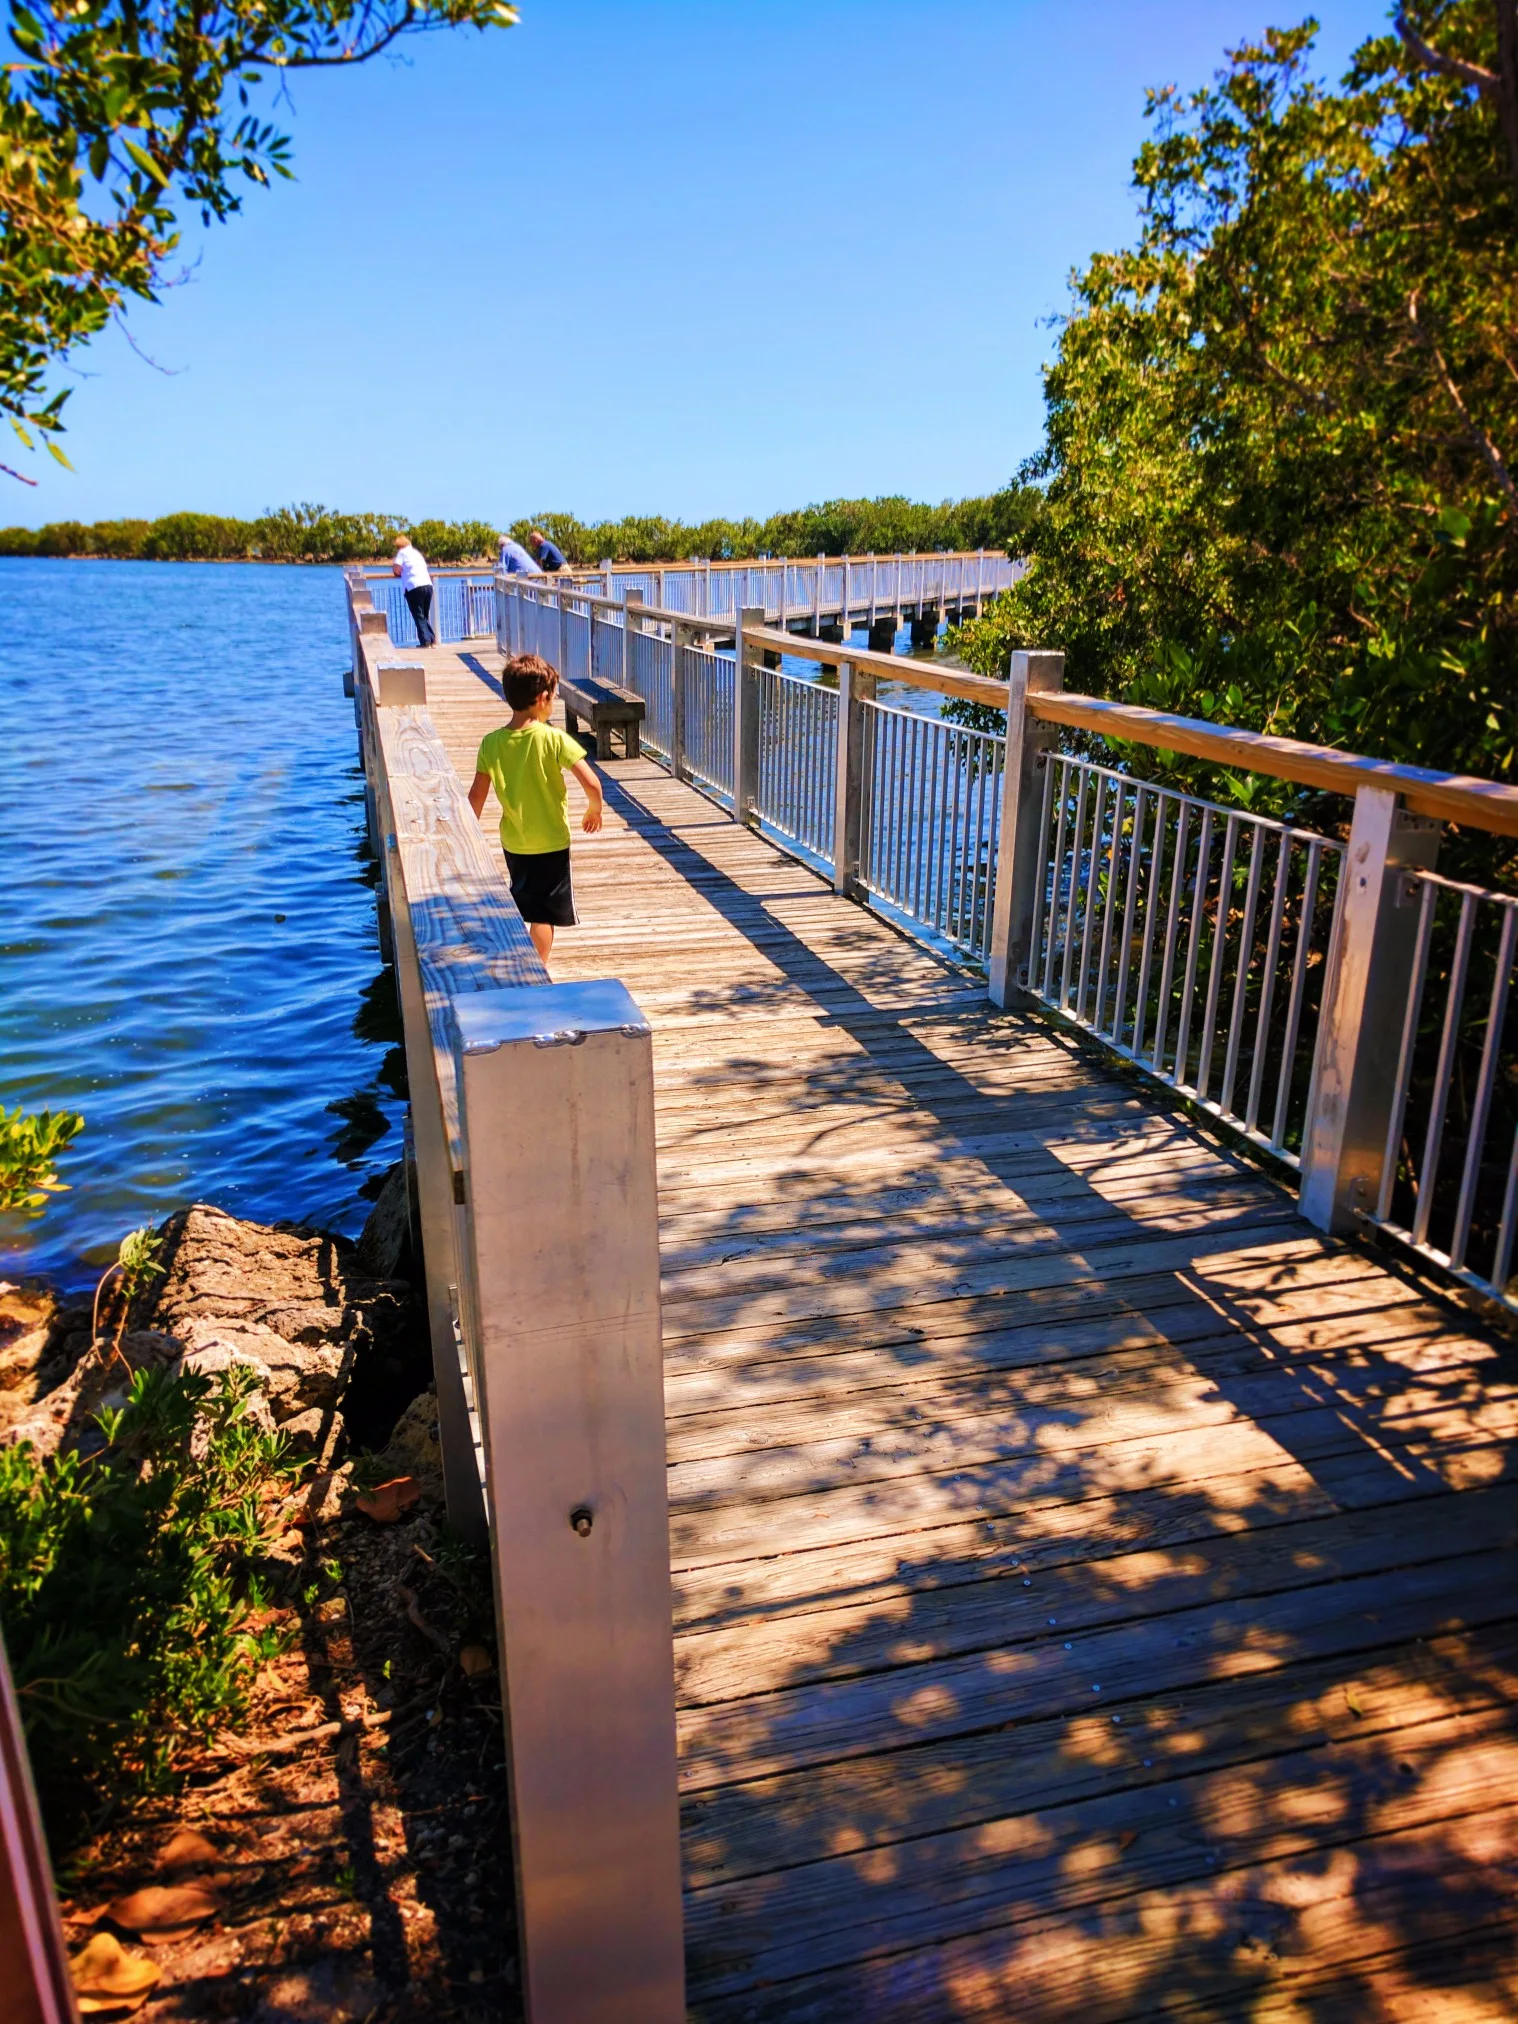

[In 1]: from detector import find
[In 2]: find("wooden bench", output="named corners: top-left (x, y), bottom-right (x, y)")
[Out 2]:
top-left (559, 676), bottom-right (644, 760)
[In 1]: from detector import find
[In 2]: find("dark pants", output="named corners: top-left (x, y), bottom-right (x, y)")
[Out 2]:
top-left (405, 584), bottom-right (435, 647)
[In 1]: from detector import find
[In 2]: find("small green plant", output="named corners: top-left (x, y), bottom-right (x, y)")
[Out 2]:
top-left (0, 1105), bottom-right (83, 1217)
top-left (0, 1364), bottom-right (299, 1841)
top-left (91, 1226), bottom-right (165, 1372)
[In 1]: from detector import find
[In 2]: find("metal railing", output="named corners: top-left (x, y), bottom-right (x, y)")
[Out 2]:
top-left (1028, 757), bottom-right (1344, 1164)
top-left (859, 700), bottom-right (1006, 964)
top-left (1366, 872), bottom-right (1518, 1303)
top-left (755, 666), bottom-right (838, 864)
top-left (598, 549), bottom-right (1018, 624)
top-left (367, 569), bottom-right (496, 646)
top-left (489, 576), bottom-right (1518, 1317)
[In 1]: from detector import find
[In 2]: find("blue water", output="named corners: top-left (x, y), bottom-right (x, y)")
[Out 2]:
top-left (0, 559), bottom-right (405, 1291)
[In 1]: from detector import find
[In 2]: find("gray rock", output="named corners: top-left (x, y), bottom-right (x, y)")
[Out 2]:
top-left (356, 1162), bottom-right (412, 1281)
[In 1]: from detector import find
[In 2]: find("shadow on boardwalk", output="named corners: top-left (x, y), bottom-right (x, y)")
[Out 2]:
top-left (594, 772), bottom-right (1518, 2024)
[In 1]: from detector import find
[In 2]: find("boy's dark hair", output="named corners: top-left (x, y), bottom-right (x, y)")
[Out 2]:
top-left (504, 653), bottom-right (559, 712)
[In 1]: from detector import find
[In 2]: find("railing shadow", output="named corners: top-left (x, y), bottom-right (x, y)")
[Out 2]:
top-left (595, 770), bottom-right (1518, 2023)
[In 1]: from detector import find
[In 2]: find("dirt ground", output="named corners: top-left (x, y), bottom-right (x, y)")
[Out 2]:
top-left (57, 1485), bottom-right (523, 2024)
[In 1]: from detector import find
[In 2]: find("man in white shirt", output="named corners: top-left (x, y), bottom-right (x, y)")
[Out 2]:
top-left (392, 532), bottom-right (435, 646)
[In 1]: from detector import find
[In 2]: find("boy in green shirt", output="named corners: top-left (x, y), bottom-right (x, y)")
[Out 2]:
top-left (468, 653), bottom-right (604, 965)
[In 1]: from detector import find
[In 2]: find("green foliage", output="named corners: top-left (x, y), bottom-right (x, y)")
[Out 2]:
top-left (0, 1104), bottom-right (82, 1217)
top-left (511, 489), bottom-right (1040, 565)
top-left (952, 3), bottom-right (1517, 879)
top-left (0, 490), bottom-right (1041, 566)
top-left (408, 517), bottom-right (498, 564)
top-left (0, 0), bottom-right (519, 479)
top-left (0, 1364), bottom-right (297, 1838)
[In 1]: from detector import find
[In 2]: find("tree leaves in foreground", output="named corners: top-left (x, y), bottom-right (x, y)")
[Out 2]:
top-left (0, 0), bottom-right (518, 480)
top-left (0, 1365), bottom-right (296, 1840)
top-left (953, 2), bottom-right (1517, 873)
top-left (0, 1103), bottom-right (83, 1216)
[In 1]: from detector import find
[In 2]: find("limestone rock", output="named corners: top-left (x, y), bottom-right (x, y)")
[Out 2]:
top-left (0, 1281), bottom-right (57, 1394)
top-left (171, 1316), bottom-right (346, 1424)
top-left (4, 1201), bottom-right (422, 1467)
top-left (377, 1387), bottom-right (444, 1504)
top-left (356, 1161), bottom-right (413, 1281)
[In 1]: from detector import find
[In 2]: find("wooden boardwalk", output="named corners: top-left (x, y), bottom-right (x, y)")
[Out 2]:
top-left (417, 642), bottom-right (1518, 2023)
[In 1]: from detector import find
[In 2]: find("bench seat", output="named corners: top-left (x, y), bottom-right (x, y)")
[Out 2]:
top-left (560, 676), bottom-right (645, 760)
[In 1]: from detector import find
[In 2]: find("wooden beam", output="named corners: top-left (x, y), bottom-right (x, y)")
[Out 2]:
top-left (742, 625), bottom-right (1009, 707)
top-left (1029, 692), bottom-right (1518, 837)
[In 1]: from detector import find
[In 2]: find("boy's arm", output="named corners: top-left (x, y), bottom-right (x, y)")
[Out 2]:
top-left (569, 758), bottom-right (604, 833)
top-left (468, 770), bottom-right (490, 818)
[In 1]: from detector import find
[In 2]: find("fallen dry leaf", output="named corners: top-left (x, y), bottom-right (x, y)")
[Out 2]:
top-left (1117, 1830), bottom-right (1140, 1852)
top-left (70, 1932), bottom-right (161, 2013)
top-left (1345, 1685), bottom-right (1367, 1719)
top-left (105, 1882), bottom-right (223, 1943)
top-left (459, 1643), bottom-right (495, 1679)
top-left (157, 1828), bottom-right (229, 1883)
top-left (356, 1475), bottom-right (421, 1523)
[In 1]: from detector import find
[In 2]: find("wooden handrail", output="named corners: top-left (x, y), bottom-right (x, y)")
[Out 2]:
top-left (1030, 693), bottom-right (1518, 838)
top-left (743, 625), bottom-right (1008, 708)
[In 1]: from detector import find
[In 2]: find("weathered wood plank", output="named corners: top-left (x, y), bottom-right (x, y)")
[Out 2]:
top-left (405, 650), bottom-right (1518, 2022)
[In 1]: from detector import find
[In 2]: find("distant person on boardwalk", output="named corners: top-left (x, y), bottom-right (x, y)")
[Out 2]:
top-left (468, 652), bottom-right (603, 966)
top-left (497, 532), bottom-right (540, 574)
top-left (392, 532), bottom-right (434, 647)
top-left (529, 527), bottom-right (568, 572)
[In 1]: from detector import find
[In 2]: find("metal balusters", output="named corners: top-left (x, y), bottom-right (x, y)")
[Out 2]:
top-left (1218, 822), bottom-right (1265, 1116)
top-left (1028, 757), bottom-right (1056, 995)
top-left (1410, 891), bottom-right (1477, 1248)
top-left (1112, 787), bottom-right (1148, 1048)
top-left (1073, 775), bottom-right (1108, 1022)
top-left (1059, 766), bottom-right (1091, 1010)
top-left (1151, 803), bottom-right (1190, 1076)
top-left (1042, 760), bottom-right (1072, 1001)
top-left (1448, 902), bottom-right (1517, 1270)
top-left (1132, 792), bottom-right (1172, 1060)
top-left (1495, 1127), bottom-right (1518, 1296)
top-left (1244, 830), bottom-right (1293, 1134)
top-left (1273, 838), bottom-right (1328, 1156)
top-left (1093, 780), bottom-right (1126, 1037)
top-left (1195, 815), bottom-right (1239, 1101)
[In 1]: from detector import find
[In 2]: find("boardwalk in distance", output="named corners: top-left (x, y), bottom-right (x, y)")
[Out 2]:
top-left (419, 639), bottom-right (1518, 2023)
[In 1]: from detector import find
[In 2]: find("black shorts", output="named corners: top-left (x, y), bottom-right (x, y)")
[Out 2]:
top-left (505, 847), bottom-right (577, 927)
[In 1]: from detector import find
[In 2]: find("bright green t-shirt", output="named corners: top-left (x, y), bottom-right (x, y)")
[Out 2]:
top-left (475, 721), bottom-right (584, 855)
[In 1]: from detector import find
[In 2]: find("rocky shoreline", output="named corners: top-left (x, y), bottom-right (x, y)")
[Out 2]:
top-left (1, 1168), bottom-right (434, 1482)
top-left (1, 1174), bottom-right (519, 2023)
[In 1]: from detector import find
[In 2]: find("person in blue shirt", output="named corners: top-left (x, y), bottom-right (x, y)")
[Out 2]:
top-left (529, 528), bottom-right (568, 572)
top-left (498, 534), bottom-right (540, 573)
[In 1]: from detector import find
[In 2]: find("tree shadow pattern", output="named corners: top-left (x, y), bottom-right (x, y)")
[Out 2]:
top-left (564, 763), bottom-right (1518, 2024)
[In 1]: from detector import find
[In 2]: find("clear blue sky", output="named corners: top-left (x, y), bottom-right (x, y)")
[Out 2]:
top-left (18, 0), bottom-right (1393, 528)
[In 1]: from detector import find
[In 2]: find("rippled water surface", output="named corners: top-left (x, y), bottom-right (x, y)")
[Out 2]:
top-left (0, 559), bottom-right (403, 1290)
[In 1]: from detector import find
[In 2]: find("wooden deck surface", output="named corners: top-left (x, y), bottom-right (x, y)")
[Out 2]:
top-left (416, 642), bottom-right (1518, 2023)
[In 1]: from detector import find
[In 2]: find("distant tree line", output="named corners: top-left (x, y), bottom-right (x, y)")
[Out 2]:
top-left (0, 490), bottom-right (1038, 566)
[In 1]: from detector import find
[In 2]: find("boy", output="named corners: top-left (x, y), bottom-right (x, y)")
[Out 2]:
top-left (468, 653), bottom-right (603, 965)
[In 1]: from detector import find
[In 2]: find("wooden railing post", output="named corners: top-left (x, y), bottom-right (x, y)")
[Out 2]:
top-left (1299, 788), bottom-right (1443, 1233)
top-left (734, 606), bottom-right (763, 825)
top-left (671, 621), bottom-right (689, 782)
top-left (448, 980), bottom-right (684, 2024)
top-left (987, 649), bottom-right (1065, 1008)
top-left (833, 656), bottom-right (876, 896)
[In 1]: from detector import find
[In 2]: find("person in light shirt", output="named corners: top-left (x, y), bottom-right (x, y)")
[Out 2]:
top-left (392, 532), bottom-right (435, 646)
top-left (497, 533), bottom-right (540, 574)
